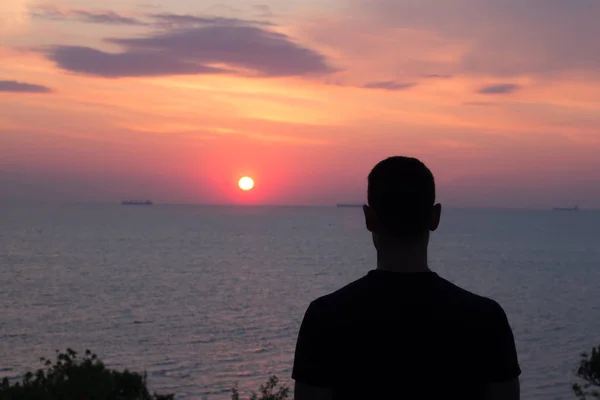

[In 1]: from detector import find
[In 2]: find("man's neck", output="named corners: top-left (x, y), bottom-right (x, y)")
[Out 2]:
top-left (376, 243), bottom-right (430, 273)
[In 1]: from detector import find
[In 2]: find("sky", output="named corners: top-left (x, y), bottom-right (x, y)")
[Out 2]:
top-left (1, 0), bottom-right (600, 207)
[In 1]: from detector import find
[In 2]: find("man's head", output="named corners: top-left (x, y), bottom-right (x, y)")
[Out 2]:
top-left (363, 156), bottom-right (441, 245)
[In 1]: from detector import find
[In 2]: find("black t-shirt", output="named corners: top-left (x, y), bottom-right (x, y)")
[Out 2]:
top-left (292, 270), bottom-right (521, 400)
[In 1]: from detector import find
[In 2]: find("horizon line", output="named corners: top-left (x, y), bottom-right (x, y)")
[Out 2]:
top-left (0, 200), bottom-right (596, 211)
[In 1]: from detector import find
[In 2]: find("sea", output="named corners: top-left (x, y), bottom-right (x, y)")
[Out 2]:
top-left (1, 204), bottom-right (599, 400)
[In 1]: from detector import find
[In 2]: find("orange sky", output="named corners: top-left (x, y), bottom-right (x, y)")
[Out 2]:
top-left (1, 0), bottom-right (600, 207)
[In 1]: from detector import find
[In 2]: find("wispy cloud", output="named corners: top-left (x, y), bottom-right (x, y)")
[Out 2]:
top-left (422, 73), bottom-right (453, 79)
top-left (32, 5), bottom-right (146, 26)
top-left (150, 13), bottom-right (274, 28)
top-left (253, 5), bottom-right (275, 18)
top-left (362, 81), bottom-right (416, 91)
top-left (353, 0), bottom-right (600, 77)
top-left (45, 23), bottom-right (334, 78)
top-left (0, 80), bottom-right (52, 93)
top-left (32, 5), bottom-right (273, 28)
top-left (463, 101), bottom-right (496, 106)
top-left (477, 83), bottom-right (521, 95)
top-left (1, 0), bottom-right (32, 32)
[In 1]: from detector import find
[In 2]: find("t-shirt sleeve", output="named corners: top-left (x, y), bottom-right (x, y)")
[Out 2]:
top-left (482, 300), bottom-right (522, 382)
top-left (292, 302), bottom-right (334, 388)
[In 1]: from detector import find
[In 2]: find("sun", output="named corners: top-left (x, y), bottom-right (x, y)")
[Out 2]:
top-left (238, 176), bottom-right (255, 191)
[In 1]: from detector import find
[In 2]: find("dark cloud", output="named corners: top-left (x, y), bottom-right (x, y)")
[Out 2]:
top-left (362, 81), bottom-right (416, 91)
top-left (33, 5), bottom-right (146, 26)
top-left (0, 81), bottom-right (52, 93)
top-left (477, 83), bottom-right (521, 95)
top-left (46, 24), bottom-right (333, 78)
top-left (47, 46), bottom-right (226, 78)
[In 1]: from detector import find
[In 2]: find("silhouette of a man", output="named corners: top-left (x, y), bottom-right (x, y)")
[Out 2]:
top-left (292, 156), bottom-right (521, 400)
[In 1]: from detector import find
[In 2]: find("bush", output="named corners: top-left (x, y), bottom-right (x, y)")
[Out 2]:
top-left (0, 349), bottom-right (173, 400)
top-left (231, 376), bottom-right (290, 400)
top-left (573, 345), bottom-right (600, 400)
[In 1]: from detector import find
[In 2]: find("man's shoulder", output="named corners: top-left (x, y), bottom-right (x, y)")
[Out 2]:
top-left (306, 272), bottom-right (508, 320)
top-left (308, 275), bottom-right (372, 314)
top-left (435, 277), bottom-right (509, 323)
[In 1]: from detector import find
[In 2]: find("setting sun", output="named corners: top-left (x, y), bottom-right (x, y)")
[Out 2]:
top-left (238, 176), bottom-right (255, 191)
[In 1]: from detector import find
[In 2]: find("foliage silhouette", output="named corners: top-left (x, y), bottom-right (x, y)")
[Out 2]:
top-left (0, 349), bottom-right (173, 400)
top-left (231, 376), bottom-right (290, 400)
top-left (573, 346), bottom-right (600, 400)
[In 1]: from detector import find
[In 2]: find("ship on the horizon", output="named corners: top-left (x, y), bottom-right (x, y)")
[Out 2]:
top-left (553, 205), bottom-right (579, 211)
top-left (121, 200), bottom-right (153, 206)
top-left (336, 203), bottom-right (363, 208)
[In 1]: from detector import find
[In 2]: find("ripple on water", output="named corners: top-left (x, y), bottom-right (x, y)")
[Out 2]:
top-left (1, 206), bottom-right (600, 400)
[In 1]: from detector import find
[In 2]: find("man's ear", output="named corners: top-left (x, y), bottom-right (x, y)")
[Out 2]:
top-left (430, 203), bottom-right (442, 232)
top-left (363, 204), bottom-right (379, 233)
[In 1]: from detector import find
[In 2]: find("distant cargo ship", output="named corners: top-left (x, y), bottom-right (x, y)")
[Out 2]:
top-left (122, 200), bottom-right (153, 206)
top-left (553, 205), bottom-right (579, 211)
top-left (336, 204), bottom-right (363, 208)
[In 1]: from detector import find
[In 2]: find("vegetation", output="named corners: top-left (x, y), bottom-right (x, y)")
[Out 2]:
top-left (573, 345), bottom-right (600, 400)
top-left (231, 376), bottom-right (289, 400)
top-left (0, 349), bottom-right (291, 400)
top-left (0, 349), bottom-right (173, 400)
top-left (6, 344), bottom-right (600, 400)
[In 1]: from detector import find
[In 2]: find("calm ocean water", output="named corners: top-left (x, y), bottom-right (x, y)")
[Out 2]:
top-left (1, 205), bottom-right (599, 399)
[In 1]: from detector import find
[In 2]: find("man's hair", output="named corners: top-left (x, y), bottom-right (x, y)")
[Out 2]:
top-left (367, 156), bottom-right (436, 240)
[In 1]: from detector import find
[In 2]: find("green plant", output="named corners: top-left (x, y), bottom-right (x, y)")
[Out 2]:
top-left (0, 349), bottom-right (174, 400)
top-left (231, 376), bottom-right (290, 400)
top-left (573, 345), bottom-right (600, 400)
